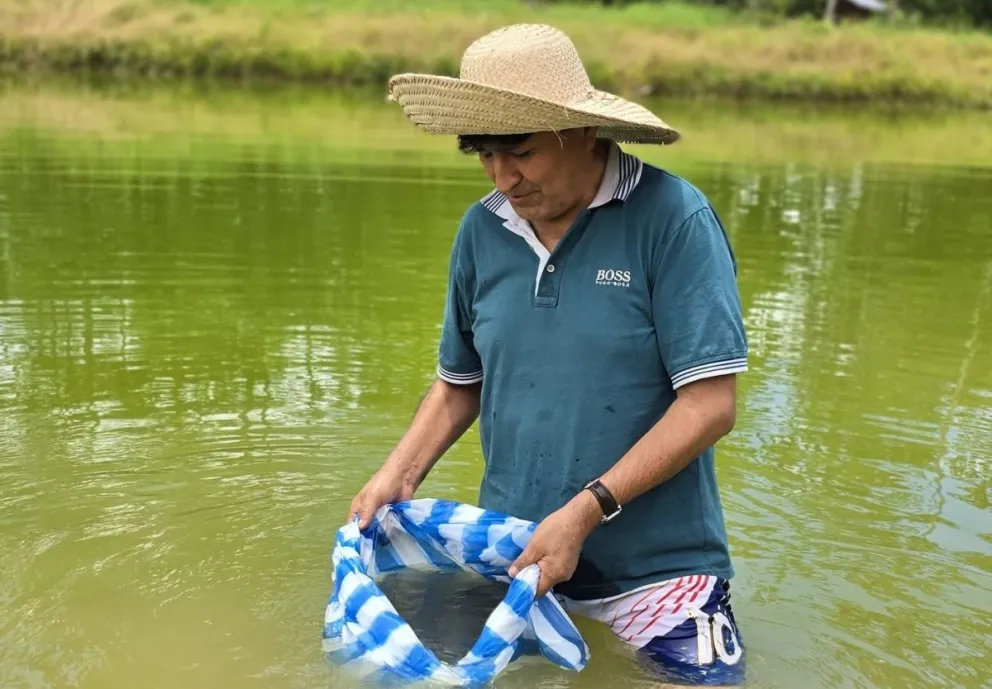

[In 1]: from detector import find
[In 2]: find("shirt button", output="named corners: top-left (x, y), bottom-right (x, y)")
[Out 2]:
top-left (546, 264), bottom-right (555, 273)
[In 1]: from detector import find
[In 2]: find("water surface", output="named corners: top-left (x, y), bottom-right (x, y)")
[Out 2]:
top-left (0, 83), bottom-right (990, 689)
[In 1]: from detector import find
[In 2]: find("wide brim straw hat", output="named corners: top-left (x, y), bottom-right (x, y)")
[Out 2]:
top-left (388, 23), bottom-right (680, 146)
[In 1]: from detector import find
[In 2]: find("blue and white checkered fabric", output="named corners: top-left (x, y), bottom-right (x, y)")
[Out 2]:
top-left (322, 498), bottom-right (590, 686)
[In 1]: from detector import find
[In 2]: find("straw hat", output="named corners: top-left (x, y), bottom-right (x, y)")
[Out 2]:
top-left (388, 24), bottom-right (680, 146)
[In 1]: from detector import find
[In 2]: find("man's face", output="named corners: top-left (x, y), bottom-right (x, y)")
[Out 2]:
top-left (477, 128), bottom-right (598, 224)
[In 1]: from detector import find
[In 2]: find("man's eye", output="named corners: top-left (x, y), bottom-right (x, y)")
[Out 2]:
top-left (513, 150), bottom-right (533, 159)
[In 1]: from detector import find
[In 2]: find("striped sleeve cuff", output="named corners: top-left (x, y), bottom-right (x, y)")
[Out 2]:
top-left (437, 364), bottom-right (483, 385)
top-left (671, 357), bottom-right (748, 389)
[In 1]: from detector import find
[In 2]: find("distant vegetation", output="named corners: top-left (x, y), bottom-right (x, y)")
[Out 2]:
top-left (542, 0), bottom-right (991, 28)
top-left (1, 0), bottom-right (990, 108)
top-left (5, 83), bottom-right (992, 168)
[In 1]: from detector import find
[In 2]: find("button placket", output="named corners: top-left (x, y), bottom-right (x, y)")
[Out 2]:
top-left (536, 256), bottom-right (565, 307)
top-left (530, 210), bottom-right (593, 307)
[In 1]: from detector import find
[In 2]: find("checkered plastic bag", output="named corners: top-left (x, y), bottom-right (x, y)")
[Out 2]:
top-left (322, 499), bottom-right (590, 686)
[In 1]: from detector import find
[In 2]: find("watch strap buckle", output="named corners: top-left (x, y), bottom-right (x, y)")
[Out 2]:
top-left (583, 478), bottom-right (622, 525)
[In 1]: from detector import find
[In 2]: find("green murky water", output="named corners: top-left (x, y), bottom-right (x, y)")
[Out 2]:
top-left (0, 82), bottom-right (990, 689)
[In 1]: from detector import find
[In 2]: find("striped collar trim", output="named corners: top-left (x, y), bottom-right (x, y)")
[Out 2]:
top-left (480, 141), bottom-right (643, 222)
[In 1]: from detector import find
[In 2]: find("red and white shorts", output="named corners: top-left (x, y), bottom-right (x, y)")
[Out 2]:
top-left (557, 575), bottom-right (746, 685)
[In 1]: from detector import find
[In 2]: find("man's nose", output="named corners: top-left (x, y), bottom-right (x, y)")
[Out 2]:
top-left (491, 154), bottom-right (522, 193)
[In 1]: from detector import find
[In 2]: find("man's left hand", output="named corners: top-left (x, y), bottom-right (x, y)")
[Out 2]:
top-left (508, 489), bottom-right (602, 597)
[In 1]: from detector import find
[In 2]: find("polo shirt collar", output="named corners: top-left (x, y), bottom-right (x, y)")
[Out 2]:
top-left (480, 140), bottom-right (644, 225)
top-left (477, 142), bottom-right (644, 296)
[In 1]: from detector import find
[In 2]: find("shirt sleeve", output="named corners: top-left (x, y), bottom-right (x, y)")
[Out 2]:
top-left (652, 205), bottom-right (748, 389)
top-left (437, 228), bottom-right (483, 385)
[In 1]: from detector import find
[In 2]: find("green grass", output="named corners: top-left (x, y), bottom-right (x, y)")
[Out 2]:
top-left (4, 80), bottom-right (991, 169)
top-left (2, 0), bottom-right (991, 107)
top-left (181, 0), bottom-right (746, 28)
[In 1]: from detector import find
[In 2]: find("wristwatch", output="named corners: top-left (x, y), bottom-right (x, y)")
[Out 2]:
top-left (583, 478), bottom-right (622, 524)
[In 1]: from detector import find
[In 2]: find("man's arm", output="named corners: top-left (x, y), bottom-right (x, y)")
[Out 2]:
top-left (348, 378), bottom-right (481, 528)
top-left (508, 374), bottom-right (738, 594)
top-left (598, 374), bottom-right (736, 508)
top-left (384, 377), bottom-right (482, 490)
top-left (599, 202), bottom-right (744, 507)
top-left (350, 211), bottom-right (484, 527)
top-left (510, 201), bottom-right (747, 594)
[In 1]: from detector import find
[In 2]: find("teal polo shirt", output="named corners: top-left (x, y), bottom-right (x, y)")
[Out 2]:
top-left (437, 141), bottom-right (748, 600)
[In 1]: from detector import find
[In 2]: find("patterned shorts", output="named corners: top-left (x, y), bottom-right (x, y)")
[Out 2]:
top-left (558, 575), bottom-right (746, 686)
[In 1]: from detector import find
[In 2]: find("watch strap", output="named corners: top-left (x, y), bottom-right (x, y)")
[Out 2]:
top-left (584, 479), bottom-right (621, 523)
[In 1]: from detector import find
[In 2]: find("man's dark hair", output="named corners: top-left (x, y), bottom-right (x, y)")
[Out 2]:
top-left (457, 133), bottom-right (534, 155)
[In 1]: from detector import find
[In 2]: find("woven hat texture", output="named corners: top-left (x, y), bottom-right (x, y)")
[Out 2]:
top-left (388, 23), bottom-right (680, 145)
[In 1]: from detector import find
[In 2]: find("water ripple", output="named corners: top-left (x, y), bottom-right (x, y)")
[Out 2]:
top-left (1, 127), bottom-right (991, 689)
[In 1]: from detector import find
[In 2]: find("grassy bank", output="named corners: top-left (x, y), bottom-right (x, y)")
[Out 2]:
top-left (2, 0), bottom-right (992, 108)
top-left (3, 81), bottom-right (992, 169)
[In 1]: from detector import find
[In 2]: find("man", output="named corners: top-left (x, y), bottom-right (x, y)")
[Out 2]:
top-left (348, 24), bottom-right (749, 685)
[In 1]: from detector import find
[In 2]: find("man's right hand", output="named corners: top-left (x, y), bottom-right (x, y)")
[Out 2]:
top-left (347, 467), bottom-right (416, 530)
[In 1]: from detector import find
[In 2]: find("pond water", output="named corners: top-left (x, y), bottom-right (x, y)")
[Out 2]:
top-left (0, 81), bottom-right (990, 689)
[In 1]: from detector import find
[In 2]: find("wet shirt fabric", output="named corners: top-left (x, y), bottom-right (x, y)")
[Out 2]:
top-left (438, 142), bottom-right (749, 600)
top-left (322, 499), bottom-right (589, 687)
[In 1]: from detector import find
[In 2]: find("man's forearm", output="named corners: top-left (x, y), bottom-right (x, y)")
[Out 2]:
top-left (382, 377), bottom-right (481, 489)
top-left (508, 375), bottom-right (741, 592)
top-left (579, 376), bottom-right (738, 520)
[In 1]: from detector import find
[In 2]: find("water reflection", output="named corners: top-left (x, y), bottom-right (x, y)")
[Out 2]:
top-left (0, 103), bottom-right (990, 689)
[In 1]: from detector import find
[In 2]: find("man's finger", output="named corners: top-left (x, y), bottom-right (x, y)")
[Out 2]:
top-left (356, 504), bottom-right (372, 530)
top-left (347, 499), bottom-right (361, 524)
top-left (348, 498), bottom-right (370, 529)
top-left (536, 560), bottom-right (555, 597)
top-left (508, 546), bottom-right (537, 578)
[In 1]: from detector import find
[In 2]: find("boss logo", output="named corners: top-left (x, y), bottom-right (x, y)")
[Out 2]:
top-left (595, 269), bottom-right (631, 287)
